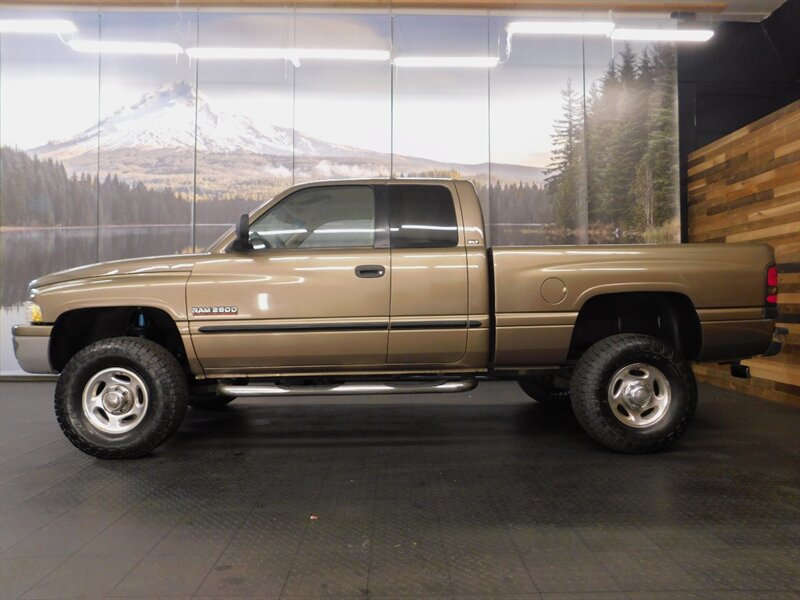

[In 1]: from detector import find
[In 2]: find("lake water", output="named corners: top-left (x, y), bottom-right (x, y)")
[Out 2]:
top-left (0, 225), bottom-right (229, 375)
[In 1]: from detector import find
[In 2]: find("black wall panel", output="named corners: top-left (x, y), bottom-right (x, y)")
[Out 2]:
top-left (677, 0), bottom-right (800, 240)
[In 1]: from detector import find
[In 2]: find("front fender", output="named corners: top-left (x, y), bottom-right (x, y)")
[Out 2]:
top-left (33, 273), bottom-right (190, 323)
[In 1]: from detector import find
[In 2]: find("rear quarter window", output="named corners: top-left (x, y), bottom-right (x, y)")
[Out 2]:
top-left (388, 185), bottom-right (459, 248)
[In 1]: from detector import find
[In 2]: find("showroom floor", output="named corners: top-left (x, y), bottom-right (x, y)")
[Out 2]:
top-left (1, 380), bottom-right (798, 600)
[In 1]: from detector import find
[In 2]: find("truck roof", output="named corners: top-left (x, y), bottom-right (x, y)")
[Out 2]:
top-left (289, 177), bottom-right (463, 187)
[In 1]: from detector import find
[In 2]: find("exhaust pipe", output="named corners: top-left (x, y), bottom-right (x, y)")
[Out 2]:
top-left (217, 379), bottom-right (477, 397)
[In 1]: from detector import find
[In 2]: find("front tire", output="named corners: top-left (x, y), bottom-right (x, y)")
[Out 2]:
top-left (570, 334), bottom-right (697, 453)
top-left (55, 337), bottom-right (188, 459)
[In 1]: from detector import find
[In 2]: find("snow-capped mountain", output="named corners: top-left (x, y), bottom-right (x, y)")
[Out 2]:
top-left (29, 80), bottom-right (544, 194)
top-left (32, 81), bottom-right (361, 159)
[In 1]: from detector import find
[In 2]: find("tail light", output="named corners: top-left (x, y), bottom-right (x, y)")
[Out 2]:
top-left (765, 264), bottom-right (778, 317)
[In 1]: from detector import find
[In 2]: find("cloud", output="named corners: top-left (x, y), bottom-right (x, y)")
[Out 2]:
top-left (263, 164), bottom-right (292, 178)
top-left (308, 160), bottom-right (387, 179)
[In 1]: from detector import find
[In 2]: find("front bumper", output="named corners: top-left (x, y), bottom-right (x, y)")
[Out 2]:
top-left (11, 325), bottom-right (55, 374)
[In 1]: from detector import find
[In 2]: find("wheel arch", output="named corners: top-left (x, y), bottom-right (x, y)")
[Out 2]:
top-left (568, 291), bottom-right (702, 361)
top-left (50, 306), bottom-right (192, 373)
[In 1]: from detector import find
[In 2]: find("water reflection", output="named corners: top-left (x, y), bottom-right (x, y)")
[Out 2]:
top-left (0, 225), bottom-right (228, 374)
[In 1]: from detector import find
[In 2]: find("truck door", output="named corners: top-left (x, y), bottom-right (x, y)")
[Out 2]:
top-left (386, 182), bottom-right (469, 364)
top-left (187, 184), bottom-right (390, 374)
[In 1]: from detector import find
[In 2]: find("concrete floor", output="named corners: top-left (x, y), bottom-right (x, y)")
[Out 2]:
top-left (0, 380), bottom-right (799, 600)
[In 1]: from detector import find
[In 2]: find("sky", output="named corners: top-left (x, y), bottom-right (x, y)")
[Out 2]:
top-left (1, 8), bottom-right (648, 168)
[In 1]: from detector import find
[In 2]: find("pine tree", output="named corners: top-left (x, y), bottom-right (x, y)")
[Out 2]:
top-left (545, 79), bottom-right (584, 232)
top-left (603, 43), bottom-right (647, 231)
top-left (631, 43), bottom-right (679, 235)
top-left (586, 60), bottom-right (619, 231)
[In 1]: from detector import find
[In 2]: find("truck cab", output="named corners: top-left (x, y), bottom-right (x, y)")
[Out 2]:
top-left (189, 179), bottom-right (490, 375)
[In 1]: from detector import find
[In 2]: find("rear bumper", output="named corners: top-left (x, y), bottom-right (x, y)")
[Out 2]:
top-left (698, 319), bottom-right (775, 362)
top-left (762, 326), bottom-right (787, 357)
top-left (729, 327), bottom-right (786, 378)
top-left (11, 325), bottom-right (54, 374)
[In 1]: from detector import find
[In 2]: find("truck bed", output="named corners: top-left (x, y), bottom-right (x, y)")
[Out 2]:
top-left (490, 243), bottom-right (775, 367)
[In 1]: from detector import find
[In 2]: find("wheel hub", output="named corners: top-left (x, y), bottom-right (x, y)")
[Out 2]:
top-left (101, 385), bottom-right (132, 414)
top-left (607, 362), bottom-right (671, 429)
top-left (622, 381), bottom-right (652, 410)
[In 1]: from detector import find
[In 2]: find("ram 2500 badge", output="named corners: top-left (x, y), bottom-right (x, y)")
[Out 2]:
top-left (12, 179), bottom-right (783, 458)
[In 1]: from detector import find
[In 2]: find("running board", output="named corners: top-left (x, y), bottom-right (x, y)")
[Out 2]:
top-left (217, 379), bottom-right (478, 397)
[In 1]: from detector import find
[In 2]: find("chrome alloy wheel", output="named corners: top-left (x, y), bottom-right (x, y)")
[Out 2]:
top-left (82, 367), bottom-right (149, 434)
top-left (607, 363), bottom-right (671, 428)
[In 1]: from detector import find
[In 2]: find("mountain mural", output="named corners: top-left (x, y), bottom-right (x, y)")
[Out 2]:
top-left (30, 80), bottom-right (545, 197)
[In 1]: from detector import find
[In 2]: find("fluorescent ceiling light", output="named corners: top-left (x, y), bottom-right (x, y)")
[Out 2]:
top-left (186, 47), bottom-right (389, 62)
top-left (0, 19), bottom-right (77, 34)
top-left (393, 56), bottom-right (499, 68)
top-left (68, 40), bottom-right (183, 55)
top-left (506, 20), bottom-right (615, 36)
top-left (610, 28), bottom-right (714, 42)
top-left (293, 48), bottom-right (389, 61)
top-left (186, 47), bottom-right (283, 60)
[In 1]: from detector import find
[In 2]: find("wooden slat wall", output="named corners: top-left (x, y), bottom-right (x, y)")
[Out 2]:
top-left (688, 99), bottom-right (800, 405)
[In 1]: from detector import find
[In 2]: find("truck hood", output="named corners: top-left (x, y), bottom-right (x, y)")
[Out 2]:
top-left (31, 254), bottom-right (204, 289)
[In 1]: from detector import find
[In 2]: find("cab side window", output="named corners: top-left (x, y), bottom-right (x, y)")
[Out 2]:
top-left (249, 186), bottom-right (376, 250)
top-left (388, 185), bottom-right (459, 249)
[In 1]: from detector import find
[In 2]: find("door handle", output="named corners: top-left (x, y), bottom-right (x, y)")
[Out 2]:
top-left (355, 265), bottom-right (386, 278)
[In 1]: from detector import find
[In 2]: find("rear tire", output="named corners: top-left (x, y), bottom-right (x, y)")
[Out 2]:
top-left (55, 337), bottom-right (188, 459)
top-left (570, 334), bottom-right (696, 453)
top-left (188, 394), bottom-right (235, 411)
top-left (518, 376), bottom-right (571, 405)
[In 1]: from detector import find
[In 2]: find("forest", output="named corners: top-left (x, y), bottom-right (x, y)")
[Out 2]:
top-left (545, 42), bottom-right (680, 243)
top-left (0, 146), bottom-right (261, 228)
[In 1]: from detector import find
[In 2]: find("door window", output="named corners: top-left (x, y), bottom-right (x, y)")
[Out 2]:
top-left (389, 185), bottom-right (459, 248)
top-left (249, 185), bottom-right (376, 249)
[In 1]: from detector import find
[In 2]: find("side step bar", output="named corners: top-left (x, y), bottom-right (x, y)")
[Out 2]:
top-left (217, 379), bottom-right (478, 397)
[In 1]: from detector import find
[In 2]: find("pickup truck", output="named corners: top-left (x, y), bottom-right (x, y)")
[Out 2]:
top-left (12, 178), bottom-right (783, 458)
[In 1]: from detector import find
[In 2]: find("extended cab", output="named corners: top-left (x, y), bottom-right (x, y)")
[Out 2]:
top-left (12, 179), bottom-right (783, 458)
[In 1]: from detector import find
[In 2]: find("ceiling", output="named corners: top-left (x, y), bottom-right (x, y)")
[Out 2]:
top-left (710, 0), bottom-right (787, 20)
top-left (6, 0), bottom-right (788, 21)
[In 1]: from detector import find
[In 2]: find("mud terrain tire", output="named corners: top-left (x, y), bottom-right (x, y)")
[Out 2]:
top-left (571, 334), bottom-right (697, 453)
top-left (55, 337), bottom-right (188, 459)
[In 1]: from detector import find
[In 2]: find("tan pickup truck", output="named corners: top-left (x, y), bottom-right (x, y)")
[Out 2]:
top-left (13, 178), bottom-right (783, 458)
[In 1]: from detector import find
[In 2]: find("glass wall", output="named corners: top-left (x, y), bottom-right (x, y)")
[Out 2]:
top-left (0, 7), bottom-right (681, 374)
top-left (294, 13), bottom-right (392, 183)
top-left (0, 7), bottom-right (100, 374)
top-left (489, 15), bottom-right (585, 245)
top-left (97, 11), bottom-right (198, 260)
top-left (583, 34), bottom-right (680, 244)
top-left (193, 11), bottom-right (295, 248)
top-left (393, 14), bottom-right (491, 227)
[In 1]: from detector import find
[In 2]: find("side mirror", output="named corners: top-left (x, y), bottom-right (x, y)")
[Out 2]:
top-left (231, 213), bottom-right (253, 252)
